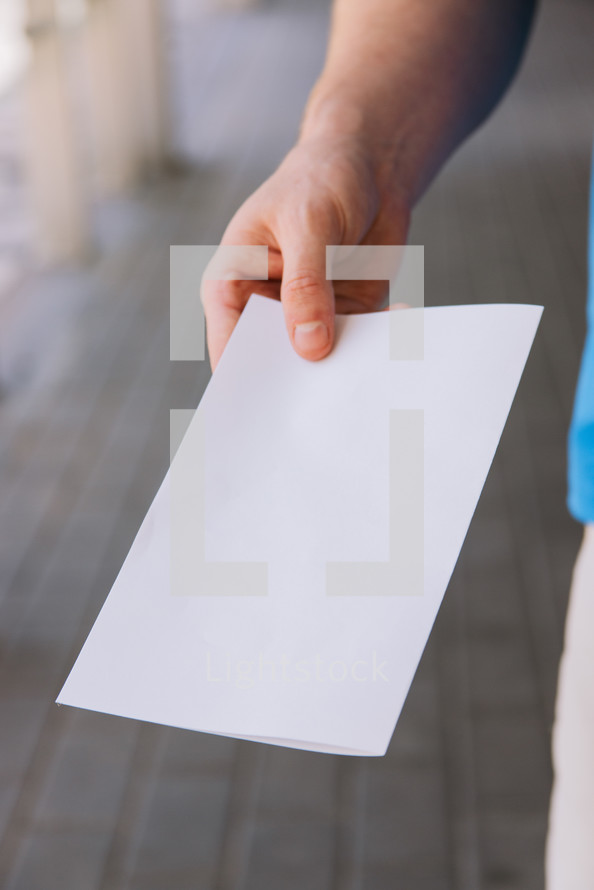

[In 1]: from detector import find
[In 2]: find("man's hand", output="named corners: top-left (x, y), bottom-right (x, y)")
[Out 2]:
top-left (201, 0), bottom-right (536, 371)
top-left (201, 137), bottom-right (410, 370)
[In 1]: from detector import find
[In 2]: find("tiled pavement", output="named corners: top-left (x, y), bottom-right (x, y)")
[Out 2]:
top-left (0, 0), bottom-right (592, 887)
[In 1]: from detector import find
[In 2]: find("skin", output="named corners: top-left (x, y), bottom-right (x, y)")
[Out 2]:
top-left (201, 0), bottom-right (538, 371)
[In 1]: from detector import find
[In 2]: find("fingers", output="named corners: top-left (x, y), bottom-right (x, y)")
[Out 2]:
top-left (204, 222), bottom-right (340, 367)
top-left (201, 231), bottom-right (283, 371)
top-left (280, 216), bottom-right (340, 361)
top-left (201, 278), bottom-right (251, 372)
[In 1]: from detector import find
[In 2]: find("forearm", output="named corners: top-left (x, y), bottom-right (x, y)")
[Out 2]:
top-left (300, 0), bottom-right (537, 205)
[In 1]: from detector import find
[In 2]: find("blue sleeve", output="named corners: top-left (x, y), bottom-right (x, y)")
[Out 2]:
top-left (568, 147), bottom-right (594, 523)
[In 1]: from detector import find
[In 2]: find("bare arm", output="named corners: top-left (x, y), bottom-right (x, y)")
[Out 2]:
top-left (305, 0), bottom-right (536, 204)
top-left (202, 0), bottom-right (537, 369)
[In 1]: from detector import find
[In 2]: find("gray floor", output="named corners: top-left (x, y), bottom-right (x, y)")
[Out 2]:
top-left (0, 0), bottom-right (592, 887)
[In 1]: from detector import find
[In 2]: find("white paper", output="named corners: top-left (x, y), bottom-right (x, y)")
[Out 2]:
top-left (57, 296), bottom-right (542, 756)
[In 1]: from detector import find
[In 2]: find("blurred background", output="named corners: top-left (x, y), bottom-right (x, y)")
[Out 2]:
top-left (0, 0), bottom-right (592, 887)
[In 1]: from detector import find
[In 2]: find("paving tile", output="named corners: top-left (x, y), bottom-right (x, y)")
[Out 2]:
top-left (34, 712), bottom-right (138, 829)
top-left (480, 810), bottom-right (548, 890)
top-left (245, 746), bottom-right (335, 890)
top-left (128, 774), bottom-right (229, 887)
top-left (363, 764), bottom-right (450, 885)
top-left (5, 828), bottom-right (112, 890)
top-left (164, 727), bottom-right (236, 778)
top-left (474, 712), bottom-right (552, 803)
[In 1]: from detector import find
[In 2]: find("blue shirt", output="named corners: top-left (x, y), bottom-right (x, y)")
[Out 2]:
top-left (568, 153), bottom-right (594, 523)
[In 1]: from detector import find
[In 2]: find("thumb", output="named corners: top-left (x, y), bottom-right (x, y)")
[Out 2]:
top-left (280, 224), bottom-right (336, 361)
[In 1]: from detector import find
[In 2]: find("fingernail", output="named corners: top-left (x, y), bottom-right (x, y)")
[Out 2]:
top-left (294, 321), bottom-right (329, 353)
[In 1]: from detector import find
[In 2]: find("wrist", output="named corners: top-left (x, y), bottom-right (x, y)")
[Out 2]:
top-left (298, 79), bottom-right (417, 211)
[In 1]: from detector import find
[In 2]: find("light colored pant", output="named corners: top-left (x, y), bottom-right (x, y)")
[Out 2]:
top-left (546, 523), bottom-right (594, 889)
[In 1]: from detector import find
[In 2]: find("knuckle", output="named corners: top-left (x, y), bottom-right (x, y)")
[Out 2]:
top-left (282, 270), bottom-right (326, 306)
top-left (200, 278), bottom-right (240, 310)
